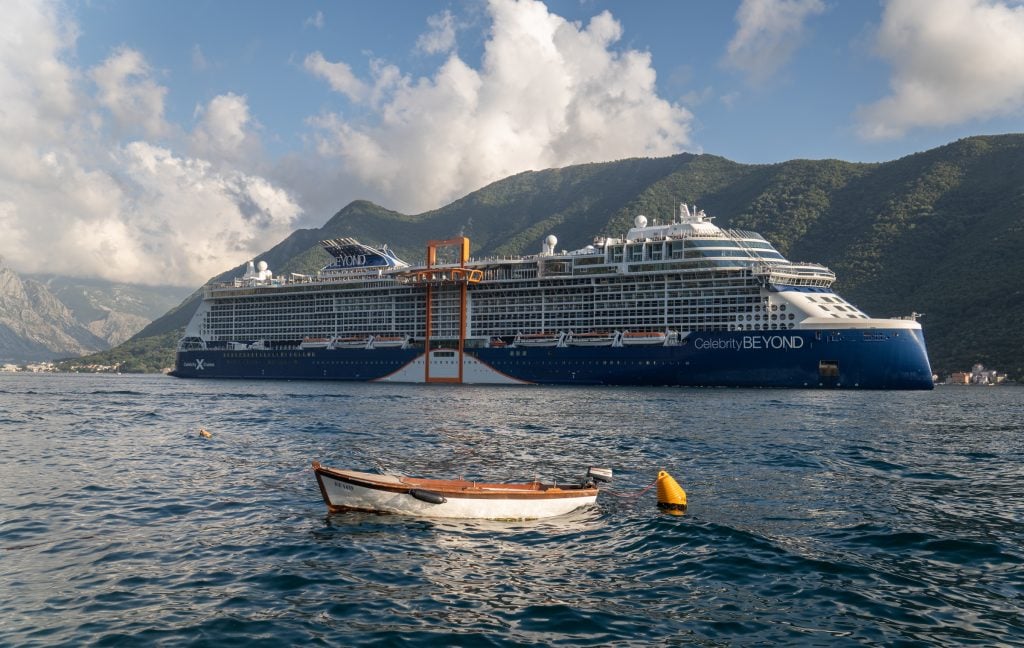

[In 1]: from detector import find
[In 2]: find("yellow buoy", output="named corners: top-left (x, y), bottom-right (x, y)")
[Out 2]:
top-left (656, 470), bottom-right (687, 515)
top-left (199, 428), bottom-right (212, 439)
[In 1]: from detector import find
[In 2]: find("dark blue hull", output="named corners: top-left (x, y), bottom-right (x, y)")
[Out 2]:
top-left (171, 329), bottom-right (934, 389)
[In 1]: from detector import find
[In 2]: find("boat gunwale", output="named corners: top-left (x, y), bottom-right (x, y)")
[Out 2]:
top-left (312, 462), bottom-right (599, 501)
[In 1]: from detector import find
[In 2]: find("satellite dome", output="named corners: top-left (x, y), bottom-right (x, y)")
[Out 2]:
top-left (634, 215), bottom-right (648, 228)
top-left (257, 261), bottom-right (268, 272)
top-left (546, 235), bottom-right (558, 248)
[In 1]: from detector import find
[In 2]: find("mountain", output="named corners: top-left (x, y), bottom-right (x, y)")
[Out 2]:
top-left (0, 260), bottom-right (106, 362)
top-left (0, 262), bottom-right (193, 363)
top-left (83, 134), bottom-right (1024, 378)
top-left (27, 275), bottom-right (192, 346)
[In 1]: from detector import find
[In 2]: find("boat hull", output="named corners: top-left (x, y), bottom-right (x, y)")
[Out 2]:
top-left (172, 328), bottom-right (933, 389)
top-left (312, 463), bottom-right (598, 519)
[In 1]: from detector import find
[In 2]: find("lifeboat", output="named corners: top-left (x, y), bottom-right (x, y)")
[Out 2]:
top-left (371, 335), bottom-right (410, 349)
top-left (514, 332), bottom-right (563, 347)
top-left (299, 337), bottom-right (332, 349)
top-left (567, 331), bottom-right (617, 346)
top-left (331, 336), bottom-right (371, 349)
top-left (621, 330), bottom-right (678, 346)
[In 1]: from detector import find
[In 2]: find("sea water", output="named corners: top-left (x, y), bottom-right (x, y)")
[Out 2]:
top-left (1, 373), bottom-right (1022, 646)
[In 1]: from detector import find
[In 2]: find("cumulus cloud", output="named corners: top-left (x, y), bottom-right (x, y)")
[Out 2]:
top-left (0, 0), bottom-right (77, 142)
top-left (724, 0), bottom-right (825, 83)
top-left (417, 10), bottom-right (458, 55)
top-left (3, 142), bottom-right (299, 284)
top-left (2, 0), bottom-right (693, 285)
top-left (305, 0), bottom-right (693, 213)
top-left (0, 0), bottom-right (300, 286)
top-left (858, 0), bottom-right (1024, 139)
top-left (1, 138), bottom-right (299, 286)
top-left (89, 46), bottom-right (170, 138)
top-left (190, 92), bottom-right (261, 163)
top-left (113, 142), bottom-right (301, 279)
top-left (304, 51), bottom-right (368, 102)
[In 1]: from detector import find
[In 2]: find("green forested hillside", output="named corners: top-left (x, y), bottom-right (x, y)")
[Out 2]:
top-left (71, 134), bottom-right (1024, 378)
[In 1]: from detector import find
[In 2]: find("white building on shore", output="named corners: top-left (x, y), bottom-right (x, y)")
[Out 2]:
top-left (946, 363), bottom-right (1007, 385)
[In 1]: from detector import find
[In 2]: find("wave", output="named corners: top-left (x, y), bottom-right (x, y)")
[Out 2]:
top-left (87, 390), bottom-right (147, 396)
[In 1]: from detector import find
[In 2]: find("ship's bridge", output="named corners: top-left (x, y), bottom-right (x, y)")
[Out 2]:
top-left (754, 262), bottom-right (836, 288)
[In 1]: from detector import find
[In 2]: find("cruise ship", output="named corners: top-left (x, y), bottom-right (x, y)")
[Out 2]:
top-left (171, 205), bottom-right (933, 389)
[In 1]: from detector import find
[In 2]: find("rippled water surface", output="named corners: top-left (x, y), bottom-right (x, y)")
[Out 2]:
top-left (1, 374), bottom-right (1022, 646)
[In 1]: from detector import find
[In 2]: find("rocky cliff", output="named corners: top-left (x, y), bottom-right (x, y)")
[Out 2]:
top-left (0, 260), bottom-right (192, 362)
top-left (0, 260), bottom-right (107, 361)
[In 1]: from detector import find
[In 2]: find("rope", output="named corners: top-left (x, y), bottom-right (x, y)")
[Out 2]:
top-left (602, 476), bottom-right (659, 499)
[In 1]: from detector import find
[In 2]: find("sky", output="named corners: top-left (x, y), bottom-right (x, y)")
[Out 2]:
top-left (2, 0), bottom-right (1024, 287)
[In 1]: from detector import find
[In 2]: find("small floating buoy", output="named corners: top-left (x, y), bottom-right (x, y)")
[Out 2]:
top-left (656, 470), bottom-right (687, 515)
top-left (199, 428), bottom-right (212, 439)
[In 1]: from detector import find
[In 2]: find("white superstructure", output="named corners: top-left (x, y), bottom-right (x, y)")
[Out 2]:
top-left (180, 204), bottom-right (917, 352)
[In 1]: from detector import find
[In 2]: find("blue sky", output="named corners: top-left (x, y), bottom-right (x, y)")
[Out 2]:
top-left (2, 0), bottom-right (1023, 286)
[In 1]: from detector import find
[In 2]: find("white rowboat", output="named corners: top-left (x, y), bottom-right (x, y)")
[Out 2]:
top-left (312, 462), bottom-right (608, 520)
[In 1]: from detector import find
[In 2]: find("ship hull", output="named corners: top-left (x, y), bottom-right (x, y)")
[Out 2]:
top-left (171, 328), bottom-right (933, 389)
